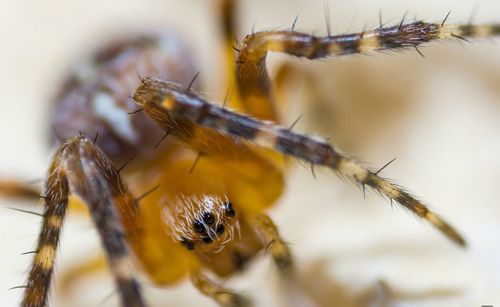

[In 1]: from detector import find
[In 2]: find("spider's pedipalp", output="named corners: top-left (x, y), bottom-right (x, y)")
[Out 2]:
top-left (133, 78), bottom-right (465, 246)
top-left (190, 270), bottom-right (250, 307)
top-left (253, 214), bottom-right (293, 276)
top-left (22, 137), bottom-right (146, 307)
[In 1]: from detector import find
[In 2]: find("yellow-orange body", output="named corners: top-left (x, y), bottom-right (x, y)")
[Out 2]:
top-left (53, 9), bottom-right (289, 286)
top-left (124, 137), bottom-right (286, 284)
top-left (46, 0), bottom-right (290, 294)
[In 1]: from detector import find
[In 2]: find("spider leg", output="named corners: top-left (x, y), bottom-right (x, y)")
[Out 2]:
top-left (0, 179), bottom-right (41, 199)
top-left (235, 21), bottom-right (500, 120)
top-left (21, 145), bottom-right (69, 307)
top-left (133, 78), bottom-right (465, 247)
top-left (252, 214), bottom-right (293, 276)
top-left (0, 179), bottom-right (91, 216)
top-left (59, 253), bottom-right (107, 294)
top-left (190, 270), bottom-right (250, 307)
top-left (214, 0), bottom-right (240, 107)
top-left (273, 62), bottom-right (320, 125)
top-left (214, 0), bottom-right (283, 122)
top-left (22, 136), bottom-right (146, 307)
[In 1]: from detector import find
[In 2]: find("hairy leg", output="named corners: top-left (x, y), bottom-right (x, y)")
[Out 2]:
top-left (21, 136), bottom-right (145, 307)
top-left (21, 145), bottom-right (69, 307)
top-left (235, 20), bottom-right (500, 120)
top-left (133, 78), bottom-right (465, 246)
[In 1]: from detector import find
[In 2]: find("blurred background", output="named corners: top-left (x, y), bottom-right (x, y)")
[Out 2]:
top-left (1, 0), bottom-right (500, 306)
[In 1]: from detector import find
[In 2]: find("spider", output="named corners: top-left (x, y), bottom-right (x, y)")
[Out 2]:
top-left (2, 0), bottom-right (500, 306)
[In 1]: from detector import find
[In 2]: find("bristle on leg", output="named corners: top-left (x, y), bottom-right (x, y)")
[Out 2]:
top-left (21, 137), bottom-right (146, 307)
top-left (133, 78), bottom-right (466, 247)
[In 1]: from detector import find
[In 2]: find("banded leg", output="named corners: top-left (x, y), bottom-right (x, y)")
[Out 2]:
top-left (190, 270), bottom-right (250, 307)
top-left (21, 146), bottom-right (69, 307)
top-left (235, 20), bottom-right (500, 120)
top-left (0, 179), bottom-right (93, 215)
top-left (133, 78), bottom-right (465, 246)
top-left (21, 136), bottom-right (146, 307)
top-left (253, 215), bottom-right (293, 275)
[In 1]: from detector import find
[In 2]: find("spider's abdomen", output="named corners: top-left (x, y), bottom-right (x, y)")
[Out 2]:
top-left (51, 34), bottom-right (197, 166)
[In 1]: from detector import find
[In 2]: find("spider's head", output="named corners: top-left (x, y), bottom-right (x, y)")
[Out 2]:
top-left (162, 194), bottom-right (239, 253)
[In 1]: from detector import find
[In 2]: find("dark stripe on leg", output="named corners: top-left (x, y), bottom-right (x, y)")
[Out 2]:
top-left (22, 149), bottom-right (69, 307)
top-left (133, 79), bottom-right (466, 246)
top-left (65, 137), bottom-right (146, 307)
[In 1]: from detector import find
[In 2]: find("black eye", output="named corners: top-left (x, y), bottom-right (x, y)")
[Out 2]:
top-left (225, 202), bottom-right (235, 218)
top-left (180, 238), bottom-right (194, 250)
top-left (193, 219), bottom-right (205, 233)
top-left (201, 236), bottom-right (213, 244)
top-left (216, 224), bottom-right (225, 235)
top-left (203, 212), bottom-right (215, 225)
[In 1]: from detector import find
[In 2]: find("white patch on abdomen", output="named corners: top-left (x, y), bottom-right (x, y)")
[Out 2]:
top-left (92, 92), bottom-right (138, 143)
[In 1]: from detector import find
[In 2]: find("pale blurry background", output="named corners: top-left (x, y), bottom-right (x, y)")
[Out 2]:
top-left (1, 0), bottom-right (500, 306)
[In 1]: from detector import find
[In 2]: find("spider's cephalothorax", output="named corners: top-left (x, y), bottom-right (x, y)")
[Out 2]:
top-left (5, 1), bottom-right (500, 307)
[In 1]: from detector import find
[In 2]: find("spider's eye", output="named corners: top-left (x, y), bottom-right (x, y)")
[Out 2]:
top-left (216, 224), bottom-right (225, 235)
top-left (225, 202), bottom-right (235, 218)
top-left (180, 237), bottom-right (195, 250)
top-left (203, 212), bottom-right (215, 225)
top-left (193, 219), bottom-right (205, 233)
top-left (201, 236), bottom-right (213, 244)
